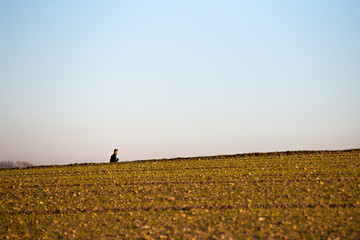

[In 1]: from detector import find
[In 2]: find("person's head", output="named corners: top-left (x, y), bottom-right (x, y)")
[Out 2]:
top-left (114, 149), bottom-right (118, 155)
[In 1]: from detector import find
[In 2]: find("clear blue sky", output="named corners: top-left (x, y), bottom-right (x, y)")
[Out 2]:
top-left (1, 1), bottom-right (359, 165)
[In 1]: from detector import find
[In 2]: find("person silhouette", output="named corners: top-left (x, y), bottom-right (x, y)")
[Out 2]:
top-left (110, 149), bottom-right (119, 163)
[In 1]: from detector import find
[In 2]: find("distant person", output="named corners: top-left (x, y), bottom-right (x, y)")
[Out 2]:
top-left (110, 149), bottom-right (119, 163)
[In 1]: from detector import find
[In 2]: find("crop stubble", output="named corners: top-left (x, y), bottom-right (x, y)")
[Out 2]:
top-left (0, 150), bottom-right (359, 239)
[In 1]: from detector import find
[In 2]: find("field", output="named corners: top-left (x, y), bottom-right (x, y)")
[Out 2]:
top-left (1, 150), bottom-right (360, 239)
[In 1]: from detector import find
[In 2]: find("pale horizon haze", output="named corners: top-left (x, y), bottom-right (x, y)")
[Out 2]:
top-left (1, 1), bottom-right (359, 166)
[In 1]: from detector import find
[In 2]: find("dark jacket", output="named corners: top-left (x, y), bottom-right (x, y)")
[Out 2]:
top-left (110, 154), bottom-right (119, 163)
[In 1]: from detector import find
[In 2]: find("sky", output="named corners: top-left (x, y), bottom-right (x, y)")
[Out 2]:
top-left (1, 1), bottom-right (359, 166)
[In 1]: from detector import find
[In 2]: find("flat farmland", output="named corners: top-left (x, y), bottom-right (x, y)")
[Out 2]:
top-left (1, 150), bottom-right (360, 239)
